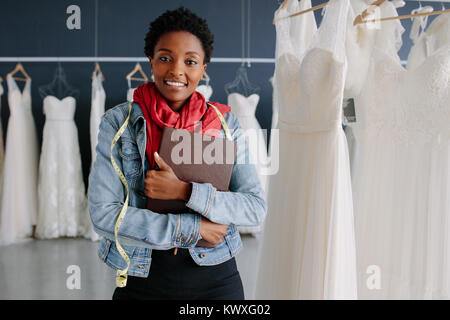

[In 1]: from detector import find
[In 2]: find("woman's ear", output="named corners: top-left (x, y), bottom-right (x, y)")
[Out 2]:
top-left (148, 56), bottom-right (154, 73)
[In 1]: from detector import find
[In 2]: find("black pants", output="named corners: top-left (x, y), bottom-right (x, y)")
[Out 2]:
top-left (112, 248), bottom-right (245, 300)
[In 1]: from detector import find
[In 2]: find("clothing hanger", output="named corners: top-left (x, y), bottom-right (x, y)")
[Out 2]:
top-left (227, 0), bottom-right (259, 96)
top-left (224, 65), bottom-right (260, 97)
top-left (8, 62), bottom-right (31, 82)
top-left (271, 0), bottom-right (290, 25)
top-left (410, 3), bottom-right (434, 42)
top-left (92, 62), bottom-right (105, 81)
top-left (391, 0), bottom-right (405, 9)
top-left (353, 0), bottom-right (387, 26)
top-left (125, 62), bottom-right (148, 82)
top-left (38, 60), bottom-right (80, 100)
top-left (354, 0), bottom-right (450, 25)
top-left (273, 0), bottom-right (329, 24)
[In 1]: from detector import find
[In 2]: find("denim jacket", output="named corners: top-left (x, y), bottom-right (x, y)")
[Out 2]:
top-left (88, 101), bottom-right (267, 278)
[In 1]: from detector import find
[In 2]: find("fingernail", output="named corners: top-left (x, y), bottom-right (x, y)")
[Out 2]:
top-left (154, 152), bottom-right (159, 158)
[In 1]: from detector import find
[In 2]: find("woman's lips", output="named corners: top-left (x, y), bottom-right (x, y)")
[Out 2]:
top-left (164, 80), bottom-right (188, 89)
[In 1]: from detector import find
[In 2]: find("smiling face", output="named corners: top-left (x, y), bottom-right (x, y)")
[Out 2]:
top-left (149, 31), bottom-right (207, 112)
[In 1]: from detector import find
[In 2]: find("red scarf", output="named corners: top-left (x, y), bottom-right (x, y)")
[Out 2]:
top-left (133, 82), bottom-right (231, 169)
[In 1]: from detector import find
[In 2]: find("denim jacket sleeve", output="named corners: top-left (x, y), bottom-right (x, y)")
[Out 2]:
top-left (185, 111), bottom-right (268, 226)
top-left (88, 108), bottom-right (201, 250)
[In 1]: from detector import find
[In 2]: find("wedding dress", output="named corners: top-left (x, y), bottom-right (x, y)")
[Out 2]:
top-left (256, 0), bottom-right (357, 299)
top-left (346, 1), bottom-right (450, 299)
top-left (196, 84), bottom-right (213, 101)
top-left (228, 92), bottom-right (268, 234)
top-left (87, 74), bottom-right (104, 241)
top-left (35, 95), bottom-right (91, 239)
top-left (0, 75), bottom-right (39, 245)
top-left (127, 78), bottom-right (136, 102)
top-left (0, 82), bottom-right (4, 193)
top-left (90, 73), bottom-right (106, 166)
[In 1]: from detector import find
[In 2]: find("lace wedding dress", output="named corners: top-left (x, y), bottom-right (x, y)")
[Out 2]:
top-left (35, 95), bottom-right (91, 239)
top-left (0, 75), bottom-right (39, 245)
top-left (346, 1), bottom-right (450, 299)
top-left (256, 0), bottom-right (357, 299)
top-left (228, 92), bottom-right (268, 235)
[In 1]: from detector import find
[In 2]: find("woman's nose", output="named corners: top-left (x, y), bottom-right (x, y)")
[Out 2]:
top-left (169, 60), bottom-right (184, 76)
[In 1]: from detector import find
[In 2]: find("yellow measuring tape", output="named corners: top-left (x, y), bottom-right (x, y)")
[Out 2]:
top-left (111, 101), bottom-right (132, 287)
top-left (207, 102), bottom-right (232, 141)
top-left (110, 101), bottom-right (231, 287)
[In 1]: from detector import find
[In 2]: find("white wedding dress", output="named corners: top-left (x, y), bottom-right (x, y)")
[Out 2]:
top-left (87, 74), bottom-right (105, 241)
top-left (90, 73), bottom-right (106, 167)
top-left (228, 93), bottom-right (268, 234)
top-left (346, 1), bottom-right (450, 299)
top-left (0, 82), bottom-right (4, 194)
top-left (35, 95), bottom-right (91, 239)
top-left (0, 75), bottom-right (39, 246)
top-left (196, 84), bottom-right (213, 101)
top-left (256, 0), bottom-right (357, 299)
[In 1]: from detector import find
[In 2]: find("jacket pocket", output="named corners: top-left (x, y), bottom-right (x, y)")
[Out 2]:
top-left (119, 138), bottom-right (142, 179)
top-left (224, 230), bottom-right (242, 256)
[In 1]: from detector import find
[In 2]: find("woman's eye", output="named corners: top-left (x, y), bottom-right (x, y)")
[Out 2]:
top-left (186, 60), bottom-right (198, 65)
top-left (159, 56), bottom-right (170, 62)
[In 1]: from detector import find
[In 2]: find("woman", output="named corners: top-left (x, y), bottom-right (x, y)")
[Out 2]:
top-left (88, 7), bottom-right (267, 300)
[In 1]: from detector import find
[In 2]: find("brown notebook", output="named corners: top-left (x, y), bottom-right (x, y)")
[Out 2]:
top-left (146, 126), bottom-right (237, 247)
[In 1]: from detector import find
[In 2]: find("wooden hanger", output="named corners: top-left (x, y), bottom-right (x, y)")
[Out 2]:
top-left (273, 0), bottom-right (329, 25)
top-left (8, 62), bottom-right (31, 82)
top-left (126, 62), bottom-right (148, 82)
top-left (354, 0), bottom-right (450, 25)
top-left (272, 0), bottom-right (290, 24)
top-left (356, 8), bottom-right (450, 25)
top-left (92, 62), bottom-right (105, 81)
top-left (353, 0), bottom-right (387, 26)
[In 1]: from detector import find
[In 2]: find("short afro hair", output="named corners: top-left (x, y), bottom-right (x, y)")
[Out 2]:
top-left (144, 7), bottom-right (214, 64)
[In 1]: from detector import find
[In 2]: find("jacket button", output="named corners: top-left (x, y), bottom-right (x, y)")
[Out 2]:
top-left (199, 253), bottom-right (206, 259)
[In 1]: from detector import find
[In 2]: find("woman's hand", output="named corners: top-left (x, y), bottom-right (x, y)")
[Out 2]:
top-left (144, 152), bottom-right (192, 201)
top-left (199, 217), bottom-right (229, 245)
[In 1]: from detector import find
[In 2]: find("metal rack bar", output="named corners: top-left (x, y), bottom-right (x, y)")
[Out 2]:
top-left (0, 57), bottom-right (276, 63)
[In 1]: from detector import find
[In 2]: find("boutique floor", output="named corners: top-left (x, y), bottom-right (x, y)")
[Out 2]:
top-left (0, 234), bottom-right (262, 300)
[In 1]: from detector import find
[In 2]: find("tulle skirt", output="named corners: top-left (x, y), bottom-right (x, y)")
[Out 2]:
top-left (353, 130), bottom-right (450, 299)
top-left (255, 127), bottom-right (357, 299)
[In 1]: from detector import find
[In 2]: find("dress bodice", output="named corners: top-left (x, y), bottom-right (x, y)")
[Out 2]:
top-left (227, 93), bottom-right (259, 118)
top-left (275, 0), bottom-right (349, 133)
top-left (6, 74), bottom-right (32, 115)
top-left (43, 96), bottom-right (76, 121)
top-left (349, 1), bottom-right (450, 144)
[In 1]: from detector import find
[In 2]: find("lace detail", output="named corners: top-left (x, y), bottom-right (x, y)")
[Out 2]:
top-left (35, 96), bottom-right (93, 240)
